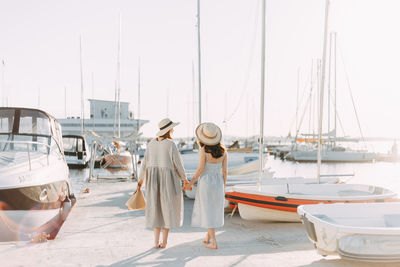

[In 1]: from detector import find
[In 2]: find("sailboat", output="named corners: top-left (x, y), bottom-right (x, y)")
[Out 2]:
top-left (185, 1), bottom-right (338, 201)
top-left (224, 0), bottom-right (397, 222)
top-left (285, 32), bottom-right (378, 163)
top-left (89, 16), bottom-right (135, 179)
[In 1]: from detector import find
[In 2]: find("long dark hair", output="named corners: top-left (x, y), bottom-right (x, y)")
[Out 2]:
top-left (199, 142), bottom-right (225, 159)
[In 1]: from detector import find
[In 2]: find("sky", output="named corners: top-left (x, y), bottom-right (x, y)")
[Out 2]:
top-left (1, 0), bottom-right (400, 139)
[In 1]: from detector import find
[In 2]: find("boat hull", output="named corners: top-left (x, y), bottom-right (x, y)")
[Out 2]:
top-left (225, 184), bottom-right (397, 222)
top-left (65, 155), bottom-right (90, 168)
top-left (286, 150), bottom-right (378, 162)
top-left (0, 180), bottom-right (72, 240)
top-left (226, 191), bottom-right (320, 222)
top-left (298, 203), bottom-right (400, 261)
top-left (0, 180), bottom-right (69, 210)
top-left (104, 153), bottom-right (132, 169)
top-left (238, 203), bottom-right (300, 222)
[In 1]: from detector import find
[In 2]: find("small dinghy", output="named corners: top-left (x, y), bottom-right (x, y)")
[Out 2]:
top-left (226, 184), bottom-right (396, 222)
top-left (298, 202), bottom-right (400, 262)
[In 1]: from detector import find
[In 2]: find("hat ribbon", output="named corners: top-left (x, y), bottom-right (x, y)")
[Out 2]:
top-left (160, 121), bottom-right (173, 130)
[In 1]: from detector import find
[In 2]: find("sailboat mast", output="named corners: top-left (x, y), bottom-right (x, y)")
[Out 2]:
top-left (295, 68), bottom-right (300, 135)
top-left (79, 36), bottom-right (85, 135)
top-left (197, 0), bottom-right (202, 124)
top-left (258, 0), bottom-right (266, 187)
top-left (92, 73), bottom-right (95, 131)
top-left (113, 80), bottom-right (117, 136)
top-left (308, 61), bottom-right (313, 144)
top-left (317, 0), bottom-right (330, 182)
top-left (137, 58), bottom-right (141, 136)
top-left (192, 61), bottom-right (196, 134)
top-left (328, 32), bottom-right (332, 145)
top-left (117, 14), bottom-right (122, 138)
top-left (333, 32), bottom-right (337, 146)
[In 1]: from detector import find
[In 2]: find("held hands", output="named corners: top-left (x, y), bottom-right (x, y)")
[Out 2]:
top-left (137, 180), bottom-right (143, 191)
top-left (183, 179), bottom-right (193, 191)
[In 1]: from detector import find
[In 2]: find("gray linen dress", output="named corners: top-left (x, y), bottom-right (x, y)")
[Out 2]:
top-left (139, 139), bottom-right (186, 228)
top-left (191, 162), bottom-right (225, 228)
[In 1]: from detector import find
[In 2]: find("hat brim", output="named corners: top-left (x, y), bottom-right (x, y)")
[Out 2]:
top-left (195, 123), bottom-right (222, 146)
top-left (156, 122), bottom-right (180, 136)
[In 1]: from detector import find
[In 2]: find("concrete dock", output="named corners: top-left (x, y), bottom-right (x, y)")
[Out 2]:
top-left (1, 181), bottom-right (398, 267)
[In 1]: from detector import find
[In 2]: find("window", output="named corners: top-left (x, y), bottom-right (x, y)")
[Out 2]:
top-left (0, 109), bottom-right (14, 133)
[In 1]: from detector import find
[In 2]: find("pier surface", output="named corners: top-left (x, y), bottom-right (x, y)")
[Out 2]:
top-left (0, 181), bottom-right (398, 267)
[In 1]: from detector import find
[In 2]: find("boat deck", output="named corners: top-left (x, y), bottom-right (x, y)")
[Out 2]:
top-left (1, 181), bottom-right (399, 266)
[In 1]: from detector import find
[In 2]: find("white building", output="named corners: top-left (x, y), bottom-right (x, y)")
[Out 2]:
top-left (58, 99), bottom-right (148, 141)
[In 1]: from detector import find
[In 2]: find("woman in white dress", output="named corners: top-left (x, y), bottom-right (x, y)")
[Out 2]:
top-left (189, 122), bottom-right (227, 249)
top-left (138, 118), bottom-right (190, 248)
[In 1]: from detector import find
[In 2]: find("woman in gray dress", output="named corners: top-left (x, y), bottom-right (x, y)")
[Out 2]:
top-left (137, 118), bottom-right (189, 248)
top-left (189, 122), bottom-right (227, 249)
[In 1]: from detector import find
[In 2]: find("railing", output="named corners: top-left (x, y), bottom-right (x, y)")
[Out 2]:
top-left (0, 140), bottom-right (51, 171)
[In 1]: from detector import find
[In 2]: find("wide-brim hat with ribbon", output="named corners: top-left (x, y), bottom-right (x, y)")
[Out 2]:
top-left (156, 118), bottom-right (180, 137)
top-left (195, 122), bottom-right (222, 146)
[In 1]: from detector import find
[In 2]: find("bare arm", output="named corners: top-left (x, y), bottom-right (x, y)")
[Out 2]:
top-left (137, 150), bottom-right (147, 189)
top-left (189, 147), bottom-right (206, 187)
top-left (222, 152), bottom-right (228, 185)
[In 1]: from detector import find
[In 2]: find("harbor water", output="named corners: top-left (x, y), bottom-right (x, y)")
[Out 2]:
top-left (69, 142), bottom-right (400, 197)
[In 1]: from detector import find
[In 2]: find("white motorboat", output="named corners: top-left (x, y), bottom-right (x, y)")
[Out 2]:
top-left (227, 157), bottom-right (265, 175)
top-left (285, 146), bottom-right (378, 163)
top-left (62, 134), bottom-right (91, 168)
top-left (226, 183), bottom-right (396, 222)
top-left (0, 107), bottom-right (74, 241)
top-left (298, 202), bottom-right (400, 262)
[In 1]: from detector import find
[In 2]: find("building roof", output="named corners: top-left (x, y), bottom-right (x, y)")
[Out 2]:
top-left (88, 99), bottom-right (130, 105)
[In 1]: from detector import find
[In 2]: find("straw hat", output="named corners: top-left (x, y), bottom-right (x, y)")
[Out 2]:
top-left (195, 122), bottom-right (222, 146)
top-left (156, 118), bottom-right (180, 136)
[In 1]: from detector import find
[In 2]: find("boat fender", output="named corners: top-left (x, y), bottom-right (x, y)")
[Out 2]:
top-left (275, 196), bottom-right (288, 201)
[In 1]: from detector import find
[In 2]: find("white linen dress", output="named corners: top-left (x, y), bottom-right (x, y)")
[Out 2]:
top-left (191, 162), bottom-right (225, 228)
top-left (139, 139), bottom-right (186, 228)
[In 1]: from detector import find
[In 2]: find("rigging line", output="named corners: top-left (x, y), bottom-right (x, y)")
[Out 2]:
top-left (224, 0), bottom-right (260, 123)
top-left (326, 84), bottom-right (346, 137)
top-left (297, 89), bottom-right (347, 140)
top-left (287, 72), bottom-right (312, 135)
top-left (293, 83), bottom-right (314, 140)
top-left (335, 107), bottom-right (346, 138)
top-left (337, 43), bottom-right (367, 148)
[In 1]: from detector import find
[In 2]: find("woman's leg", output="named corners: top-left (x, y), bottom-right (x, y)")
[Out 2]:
top-left (160, 228), bottom-right (169, 248)
top-left (206, 228), bottom-right (217, 249)
top-left (203, 232), bottom-right (210, 244)
top-left (153, 228), bottom-right (161, 248)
